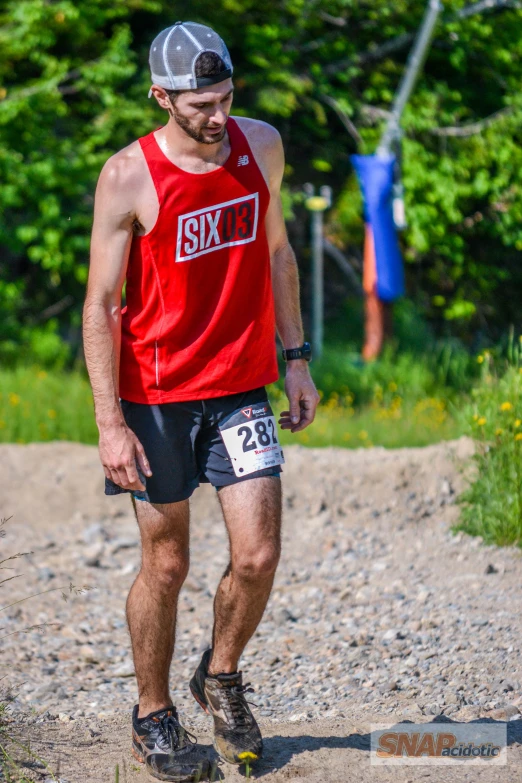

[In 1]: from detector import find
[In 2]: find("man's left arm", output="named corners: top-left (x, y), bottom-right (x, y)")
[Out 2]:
top-left (263, 128), bottom-right (320, 433)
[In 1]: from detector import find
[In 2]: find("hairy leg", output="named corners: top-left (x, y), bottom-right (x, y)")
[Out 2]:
top-left (209, 476), bottom-right (282, 675)
top-left (126, 496), bottom-right (190, 717)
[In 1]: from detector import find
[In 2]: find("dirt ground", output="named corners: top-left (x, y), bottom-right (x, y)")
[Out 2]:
top-left (8, 708), bottom-right (522, 783)
top-left (2, 438), bottom-right (522, 783)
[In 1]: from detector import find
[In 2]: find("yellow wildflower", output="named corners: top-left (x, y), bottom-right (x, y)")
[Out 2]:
top-left (516, 420), bottom-right (521, 428)
top-left (477, 355), bottom-right (484, 364)
top-left (495, 429), bottom-right (503, 436)
top-left (358, 430), bottom-right (368, 440)
top-left (37, 370), bottom-right (47, 379)
top-left (500, 402), bottom-right (513, 412)
top-left (238, 752), bottom-right (258, 761)
top-left (516, 433), bottom-right (522, 441)
top-left (48, 409), bottom-right (57, 419)
top-left (388, 381), bottom-right (398, 392)
top-left (477, 417), bottom-right (487, 426)
top-left (9, 393), bottom-right (20, 406)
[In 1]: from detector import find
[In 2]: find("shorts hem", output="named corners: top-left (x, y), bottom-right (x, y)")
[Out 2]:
top-left (105, 479), bottom-right (200, 504)
top-left (214, 470), bottom-right (282, 490)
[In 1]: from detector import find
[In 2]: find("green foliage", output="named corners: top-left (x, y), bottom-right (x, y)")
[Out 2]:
top-left (0, 0), bottom-right (160, 362)
top-left (274, 387), bottom-right (461, 449)
top-left (456, 343), bottom-right (522, 546)
top-left (2, 0), bottom-right (522, 357)
top-left (270, 335), bottom-right (472, 448)
top-left (0, 341), bottom-right (472, 449)
top-left (0, 365), bottom-right (98, 443)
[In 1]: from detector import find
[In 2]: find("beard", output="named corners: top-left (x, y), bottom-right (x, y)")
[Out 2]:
top-left (172, 103), bottom-right (227, 145)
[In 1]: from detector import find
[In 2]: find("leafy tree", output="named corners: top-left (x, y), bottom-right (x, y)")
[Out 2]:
top-left (1, 0), bottom-right (522, 364)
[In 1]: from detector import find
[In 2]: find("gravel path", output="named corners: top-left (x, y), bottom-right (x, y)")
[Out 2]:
top-left (2, 438), bottom-right (522, 781)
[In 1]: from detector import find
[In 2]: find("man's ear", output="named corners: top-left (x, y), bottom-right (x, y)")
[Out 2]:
top-left (149, 85), bottom-right (172, 112)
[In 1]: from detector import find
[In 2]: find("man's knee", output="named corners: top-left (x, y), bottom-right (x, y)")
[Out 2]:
top-left (141, 553), bottom-right (190, 591)
top-left (233, 545), bottom-right (280, 579)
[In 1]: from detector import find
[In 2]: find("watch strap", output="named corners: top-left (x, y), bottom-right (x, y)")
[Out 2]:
top-left (283, 347), bottom-right (303, 360)
top-left (282, 342), bottom-right (312, 361)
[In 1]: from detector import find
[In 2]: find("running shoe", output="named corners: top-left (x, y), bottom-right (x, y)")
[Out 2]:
top-left (189, 648), bottom-right (263, 765)
top-left (131, 704), bottom-right (210, 781)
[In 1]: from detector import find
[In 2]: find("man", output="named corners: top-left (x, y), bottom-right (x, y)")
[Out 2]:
top-left (83, 20), bottom-right (320, 783)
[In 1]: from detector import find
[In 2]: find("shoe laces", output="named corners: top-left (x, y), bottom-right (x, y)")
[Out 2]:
top-left (220, 681), bottom-right (257, 728)
top-left (157, 712), bottom-right (197, 751)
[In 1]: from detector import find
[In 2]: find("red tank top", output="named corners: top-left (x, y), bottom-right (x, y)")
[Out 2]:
top-left (119, 117), bottom-right (279, 403)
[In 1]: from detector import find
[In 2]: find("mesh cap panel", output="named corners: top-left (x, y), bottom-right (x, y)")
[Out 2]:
top-left (149, 21), bottom-right (233, 94)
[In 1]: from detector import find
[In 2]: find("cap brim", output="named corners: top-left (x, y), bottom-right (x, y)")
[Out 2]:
top-left (196, 68), bottom-right (233, 88)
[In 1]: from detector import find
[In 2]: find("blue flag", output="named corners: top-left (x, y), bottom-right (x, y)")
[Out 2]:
top-left (351, 154), bottom-right (405, 302)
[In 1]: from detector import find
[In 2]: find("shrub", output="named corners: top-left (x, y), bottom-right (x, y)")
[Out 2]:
top-left (456, 342), bottom-right (522, 546)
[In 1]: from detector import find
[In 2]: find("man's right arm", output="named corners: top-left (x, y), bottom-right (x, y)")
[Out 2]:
top-left (83, 153), bottom-right (152, 491)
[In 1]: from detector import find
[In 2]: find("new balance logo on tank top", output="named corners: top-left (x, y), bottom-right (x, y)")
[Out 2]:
top-left (119, 117), bottom-right (278, 403)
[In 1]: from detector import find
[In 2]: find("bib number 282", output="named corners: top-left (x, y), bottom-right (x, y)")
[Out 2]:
top-left (238, 418), bottom-right (277, 452)
top-left (219, 405), bottom-right (285, 478)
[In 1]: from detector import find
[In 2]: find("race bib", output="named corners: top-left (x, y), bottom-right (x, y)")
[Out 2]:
top-left (219, 401), bottom-right (285, 478)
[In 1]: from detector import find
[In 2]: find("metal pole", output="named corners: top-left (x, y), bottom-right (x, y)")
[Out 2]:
top-left (377, 0), bottom-right (443, 157)
top-left (304, 184), bottom-right (332, 361)
top-left (312, 209), bottom-right (324, 359)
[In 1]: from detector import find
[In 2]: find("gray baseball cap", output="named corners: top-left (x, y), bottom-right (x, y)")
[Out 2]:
top-left (148, 21), bottom-right (233, 97)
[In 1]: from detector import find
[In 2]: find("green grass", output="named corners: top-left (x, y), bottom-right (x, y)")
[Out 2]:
top-left (275, 395), bottom-right (460, 449)
top-left (269, 340), bottom-right (472, 448)
top-left (0, 295), bottom-right (481, 450)
top-left (455, 343), bottom-right (522, 547)
top-left (0, 365), bottom-right (98, 445)
top-left (0, 346), bottom-right (468, 449)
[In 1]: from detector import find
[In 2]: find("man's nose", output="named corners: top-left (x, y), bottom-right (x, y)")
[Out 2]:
top-left (209, 108), bottom-right (227, 126)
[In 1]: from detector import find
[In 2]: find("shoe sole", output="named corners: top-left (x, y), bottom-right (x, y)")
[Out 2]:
top-left (131, 743), bottom-right (144, 764)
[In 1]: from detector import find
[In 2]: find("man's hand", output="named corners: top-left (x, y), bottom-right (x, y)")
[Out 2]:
top-left (99, 422), bottom-right (153, 491)
top-left (278, 361), bottom-right (320, 433)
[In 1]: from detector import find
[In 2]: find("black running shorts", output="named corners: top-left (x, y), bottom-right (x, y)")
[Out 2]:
top-left (104, 386), bottom-right (282, 504)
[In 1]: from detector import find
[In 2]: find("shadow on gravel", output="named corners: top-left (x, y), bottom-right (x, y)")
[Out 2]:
top-left (251, 730), bottom-right (372, 778)
top-left (250, 715), bottom-right (522, 778)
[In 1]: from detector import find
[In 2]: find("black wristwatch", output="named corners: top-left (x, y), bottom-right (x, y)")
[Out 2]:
top-left (282, 342), bottom-right (312, 362)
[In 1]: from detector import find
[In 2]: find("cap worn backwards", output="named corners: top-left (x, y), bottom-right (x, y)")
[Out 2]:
top-left (148, 21), bottom-right (233, 98)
